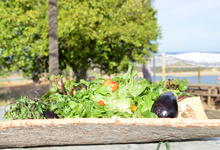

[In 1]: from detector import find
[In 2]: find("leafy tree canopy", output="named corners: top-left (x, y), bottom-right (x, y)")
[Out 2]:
top-left (0, 0), bottom-right (161, 81)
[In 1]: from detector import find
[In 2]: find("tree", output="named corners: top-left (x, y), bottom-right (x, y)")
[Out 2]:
top-left (49, 0), bottom-right (59, 88)
top-left (0, 0), bottom-right (161, 82)
top-left (0, 0), bottom-right (49, 80)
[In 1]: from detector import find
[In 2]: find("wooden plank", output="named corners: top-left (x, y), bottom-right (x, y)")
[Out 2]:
top-left (188, 83), bottom-right (220, 88)
top-left (187, 83), bottom-right (220, 107)
top-left (1, 118), bottom-right (220, 148)
top-left (188, 92), bottom-right (220, 97)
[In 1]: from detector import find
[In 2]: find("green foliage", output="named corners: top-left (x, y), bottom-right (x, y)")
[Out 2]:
top-left (5, 64), bottom-right (192, 120)
top-left (4, 95), bottom-right (49, 120)
top-left (0, 0), bottom-right (49, 80)
top-left (5, 64), bottom-right (160, 119)
top-left (0, 0), bottom-right (161, 81)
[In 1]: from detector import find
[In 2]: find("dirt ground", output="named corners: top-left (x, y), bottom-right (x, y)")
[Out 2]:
top-left (1, 80), bottom-right (220, 119)
top-left (0, 80), bottom-right (50, 106)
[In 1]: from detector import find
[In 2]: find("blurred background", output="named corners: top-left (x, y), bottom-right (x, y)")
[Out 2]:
top-left (0, 0), bottom-right (220, 117)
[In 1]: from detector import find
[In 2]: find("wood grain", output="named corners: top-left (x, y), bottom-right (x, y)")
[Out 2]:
top-left (1, 118), bottom-right (220, 148)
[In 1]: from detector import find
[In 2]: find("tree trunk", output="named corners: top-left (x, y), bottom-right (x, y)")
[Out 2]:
top-left (49, 0), bottom-right (59, 89)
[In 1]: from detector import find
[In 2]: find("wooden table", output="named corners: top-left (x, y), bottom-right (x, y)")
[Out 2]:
top-left (187, 83), bottom-right (220, 107)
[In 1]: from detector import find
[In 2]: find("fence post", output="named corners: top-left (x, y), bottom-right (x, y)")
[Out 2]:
top-left (162, 53), bottom-right (166, 81)
top-left (197, 51), bottom-right (200, 83)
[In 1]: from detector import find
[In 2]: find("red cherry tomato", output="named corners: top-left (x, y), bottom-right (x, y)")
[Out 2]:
top-left (98, 100), bottom-right (105, 106)
top-left (103, 79), bottom-right (118, 91)
top-left (110, 81), bottom-right (118, 91)
top-left (102, 79), bottom-right (111, 86)
top-left (131, 106), bottom-right (137, 112)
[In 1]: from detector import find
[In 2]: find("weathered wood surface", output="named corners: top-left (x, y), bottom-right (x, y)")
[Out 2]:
top-left (1, 118), bottom-right (220, 148)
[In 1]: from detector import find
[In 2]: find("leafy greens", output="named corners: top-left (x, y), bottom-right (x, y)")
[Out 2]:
top-left (4, 64), bottom-right (192, 120)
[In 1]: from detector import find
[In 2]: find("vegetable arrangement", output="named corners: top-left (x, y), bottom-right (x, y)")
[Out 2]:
top-left (4, 64), bottom-right (192, 120)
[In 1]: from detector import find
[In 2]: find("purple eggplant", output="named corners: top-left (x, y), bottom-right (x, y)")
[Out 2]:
top-left (44, 110), bottom-right (59, 119)
top-left (151, 91), bottom-right (178, 118)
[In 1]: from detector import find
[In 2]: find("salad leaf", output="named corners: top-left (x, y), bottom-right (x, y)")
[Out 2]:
top-left (4, 64), bottom-right (192, 120)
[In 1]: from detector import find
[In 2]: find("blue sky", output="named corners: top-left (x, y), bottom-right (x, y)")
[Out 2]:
top-left (153, 0), bottom-right (220, 53)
